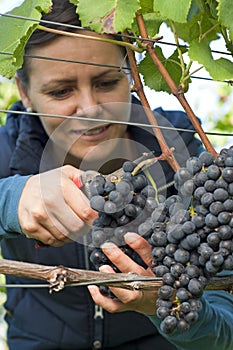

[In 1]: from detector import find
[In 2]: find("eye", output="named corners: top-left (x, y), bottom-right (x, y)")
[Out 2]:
top-left (95, 79), bottom-right (120, 91)
top-left (48, 88), bottom-right (74, 99)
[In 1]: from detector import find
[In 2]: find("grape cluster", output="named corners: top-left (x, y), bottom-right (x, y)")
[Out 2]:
top-left (87, 147), bottom-right (233, 332)
top-left (88, 161), bottom-right (157, 273)
top-left (150, 147), bottom-right (233, 333)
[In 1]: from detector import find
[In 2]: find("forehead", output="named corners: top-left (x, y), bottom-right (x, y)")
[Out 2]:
top-left (28, 32), bottom-right (126, 75)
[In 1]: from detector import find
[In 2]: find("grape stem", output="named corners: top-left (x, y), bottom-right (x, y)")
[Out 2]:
top-left (123, 34), bottom-right (180, 172)
top-left (37, 25), bottom-right (143, 53)
top-left (135, 13), bottom-right (218, 158)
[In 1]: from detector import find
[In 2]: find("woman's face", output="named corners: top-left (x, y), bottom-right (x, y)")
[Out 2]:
top-left (17, 31), bottom-right (131, 163)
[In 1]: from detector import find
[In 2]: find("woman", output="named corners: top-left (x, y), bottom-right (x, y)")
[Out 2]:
top-left (1, 1), bottom-right (229, 350)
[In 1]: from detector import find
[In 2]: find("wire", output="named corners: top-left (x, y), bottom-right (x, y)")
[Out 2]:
top-left (1, 51), bottom-right (233, 85)
top-left (0, 276), bottom-right (161, 289)
top-left (0, 14), bottom-right (233, 84)
top-left (0, 108), bottom-right (232, 137)
top-left (1, 12), bottom-right (233, 58)
top-left (0, 51), bottom-right (130, 71)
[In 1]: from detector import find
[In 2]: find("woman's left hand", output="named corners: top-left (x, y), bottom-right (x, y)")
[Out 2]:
top-left (88, 232), bottom-right (157, 316)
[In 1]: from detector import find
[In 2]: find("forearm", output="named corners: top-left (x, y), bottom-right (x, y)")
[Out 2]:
top-left (148, 290), bottom-right (233, 350)
top-left (0, 175), bottom-right (31, 237)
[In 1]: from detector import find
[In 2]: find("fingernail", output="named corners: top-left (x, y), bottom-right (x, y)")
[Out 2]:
top-left (101, 241), bottom-right (116, 250)
top-left (99, 265), bottom-right (113, 273)
top-left (124, 232), bottom-right (138, 244)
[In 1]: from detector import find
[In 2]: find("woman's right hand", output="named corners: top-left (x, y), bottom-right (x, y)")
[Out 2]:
top-left (18, 165), bottom-right (98, 247)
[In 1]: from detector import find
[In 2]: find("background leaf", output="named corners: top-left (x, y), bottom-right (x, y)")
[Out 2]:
top-left (0, 0), bottom-right (52, 78)
top-left (218, 0), bottom-right (233, 40)
top-left (153, 0), bottom-right (192, 23)
top-left (77, 0), bottom-right (140, 33)
top-left (138, 47), bottom-right (185, 93)
top-left (189, 39), bottom-right (233, 81)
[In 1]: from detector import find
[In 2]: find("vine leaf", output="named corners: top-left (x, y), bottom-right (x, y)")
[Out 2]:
top-left (138, 0), bottom-right (154, 14)
top-left (153, 0), bottom-right (192, 23)
top-left (0, 0), bottom-right (52, 78)
top-left (189, 39), bottom-right (233, 81)
top-left (76, 0), bottom-right (140, 33)
top-left (173, 13), bottom-right (219, 43)
top-left (138, 46), bottom-right (187, 93)
top-left (132, 12), bottom-right (163, 38)
top-left (218, 0), bottom-right (233, 40)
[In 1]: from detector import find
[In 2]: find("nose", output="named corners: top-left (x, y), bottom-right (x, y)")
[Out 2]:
top-left (75, 88), bottom-right (103, 120)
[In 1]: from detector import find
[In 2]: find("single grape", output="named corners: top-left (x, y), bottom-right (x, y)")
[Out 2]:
top-left (158, 285), bottom-right (174, 300)
top-left (186, 156), bottom-right (202, 174)
top-left (160, 316), bottom-right (177, 334)
top-left (174, 248), bottom-right (190, 264)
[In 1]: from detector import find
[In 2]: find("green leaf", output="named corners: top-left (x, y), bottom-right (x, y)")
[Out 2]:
top-left (189, 39), bottom-right (233, 80)
top-left (153, 0), bottom-right (192, 23)
top-left (173, 13), bottom-right (219, 43)
top-left (205, 0), bottom-right (218, 19)
top-left (138, 47), bottom-right (184, 93)
top-left (77, 0), bottom-right (140, 33)
top-left (217, 0), bottom-right (233, 40)
top-left (132, 12), bottom-right (162, 38)
top-left (0, 0), bottom-right (52, 78)
top-left (139, 0), bottom-right (154, 14)
top-left (69, 0), bottom-right (79, 5)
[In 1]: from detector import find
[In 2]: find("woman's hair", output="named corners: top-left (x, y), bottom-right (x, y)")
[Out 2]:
top-left (17, 0), bottom-right (83, 87)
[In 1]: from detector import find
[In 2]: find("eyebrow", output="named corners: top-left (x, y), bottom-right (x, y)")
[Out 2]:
top-left (40, 78), bottom-right (76, 91)
top-left (40, 68), bottom-right (125, 90)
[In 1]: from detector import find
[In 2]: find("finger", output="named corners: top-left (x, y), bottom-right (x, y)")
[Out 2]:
top-left (88, 285), bottom-right (126, 313)
top-left (101, 242), bottom-right (151, 276)
top-left (63, 182), bottom-right (98, 225)
top-left (61, 166), bottom-right (98, 225)
top-left (124, 232), bottom-right (153, 267)
top-left (98, 265), bottom-right (143, 306)
top-left (44, 200), bottom-right (92, 241)
top-left (23, 224), bottom-right (67, 247)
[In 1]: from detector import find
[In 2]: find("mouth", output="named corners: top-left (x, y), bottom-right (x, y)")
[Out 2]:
top-left (70, 124), bottom-right (111, 139)
top-left (83, 124), bottom-right (110, 136)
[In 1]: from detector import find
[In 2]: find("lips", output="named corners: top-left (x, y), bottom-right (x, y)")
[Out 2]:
top-left (83, 124), bottom-right (109, 136)
top-left (70, 123), bottom-right (111, 140)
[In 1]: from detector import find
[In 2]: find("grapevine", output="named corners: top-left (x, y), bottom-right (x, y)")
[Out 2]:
top-left (88, 147), bottom-right (233, 333)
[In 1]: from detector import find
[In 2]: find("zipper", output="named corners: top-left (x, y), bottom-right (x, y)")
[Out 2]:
top-left (94, 304), bottom-right (104, 319)
top-left (83, 236), bottom-right (104, 348)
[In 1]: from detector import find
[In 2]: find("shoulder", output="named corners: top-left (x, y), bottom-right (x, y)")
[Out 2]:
top-left (153, 107), bottom-right (204, 157)
top-left (0, 125), bottom-right (14, 177)
top-left (153, 107), bottom-right (201, 130)
top-left (0, 101), bottom-right (25, 177)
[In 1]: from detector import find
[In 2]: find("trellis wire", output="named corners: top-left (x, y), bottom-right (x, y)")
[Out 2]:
top-left (0, 12), bottom-right (233, 85)
top-left (0, 12), bottom-right (232, 141)
top-left (1, 50), bottom-right (233, 85)
top-left (0, 108), bottom-right (232, 138)
top-left (1, 12), bottom-right (232, 57)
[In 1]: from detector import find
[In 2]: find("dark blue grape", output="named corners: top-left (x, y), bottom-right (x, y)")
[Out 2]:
top-left (207, 164), bottom-right (221, 180)
top-left (160, 316), bottom-right (177, 334)
top-left (186, 156), bottom-right (202, 174)
top-left (199, 151), bottom-right (214, 166)
top-left (222, 167), bottom-right (233, 183)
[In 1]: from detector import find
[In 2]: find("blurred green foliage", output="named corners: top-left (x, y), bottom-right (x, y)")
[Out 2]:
top-left (207, 84), bottom-right (233, 149)
top-left (0, 78), bottom-right (20, 126)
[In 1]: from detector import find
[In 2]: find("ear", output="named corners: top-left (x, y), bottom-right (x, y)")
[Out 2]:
top-left (14, 74), bottom-right (32, 110)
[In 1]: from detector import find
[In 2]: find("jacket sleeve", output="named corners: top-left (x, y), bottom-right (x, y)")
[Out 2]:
top-left (148, 290), bottom-right (233, 350)
top-left (0, 175), bottom-right (31, 238)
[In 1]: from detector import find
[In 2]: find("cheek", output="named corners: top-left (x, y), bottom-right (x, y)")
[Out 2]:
top-left (40, 117), bottom-right (64, 136)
